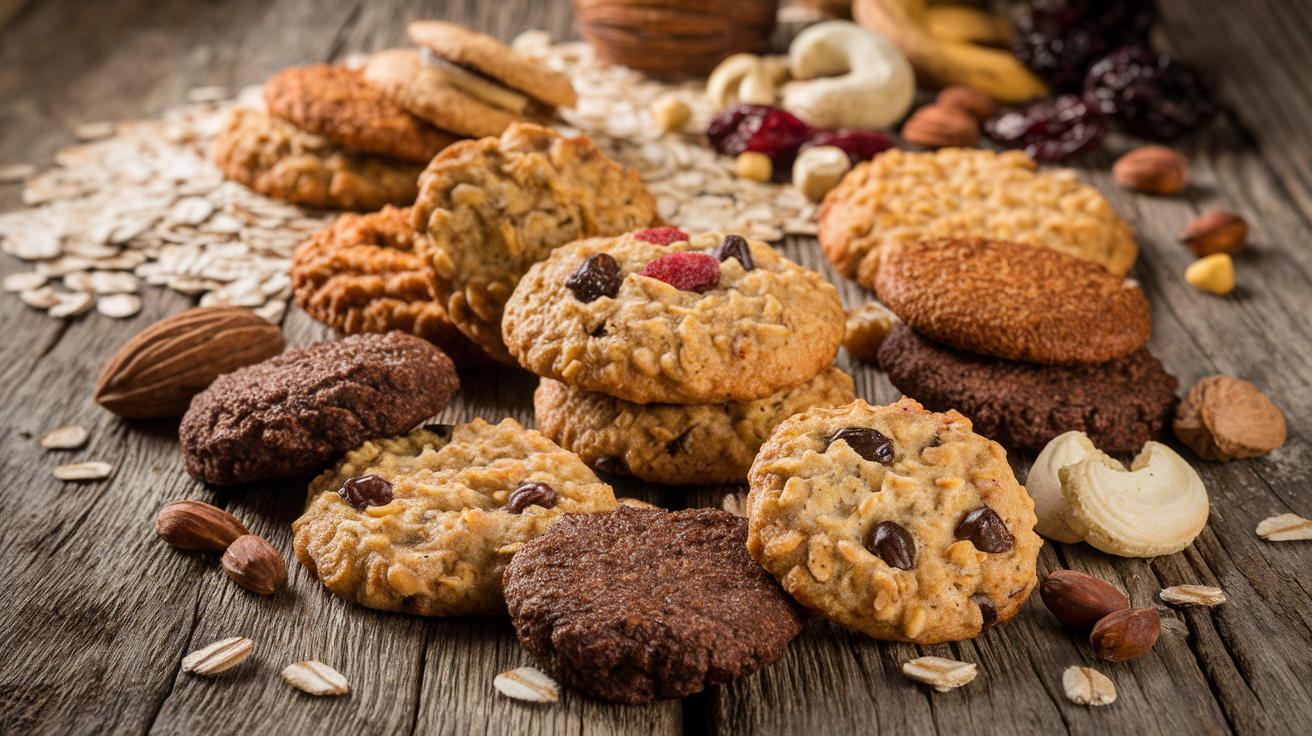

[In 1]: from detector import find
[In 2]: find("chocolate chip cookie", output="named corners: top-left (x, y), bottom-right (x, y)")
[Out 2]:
top-left (293, 419), bottom-right (616, 616)
top-left (503, 506), bottom-right (802, 704)
top-left (877, 324), bottom-right (1179, 453)
top-left (503, 230), bottom-right (846, 404)
top-left (180, 332), bottom-right (458, 485)
top-left (412, 123), bottom-right (657, 363)
top-left (747, 398), bottom-right (1041, 644)
top-left (534, 367), bottom-right (855, 485)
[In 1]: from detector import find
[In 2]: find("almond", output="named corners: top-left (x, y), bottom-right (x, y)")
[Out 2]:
top-left (1179, 211), bottom-right (1247, 256)
top-left (1090, 608), bottom-right (1160, 661)
top-left (936, 86), bottom-right (996, 121)
top-left (1112, 146), bottom-right (1189, 194)
top-left (156, 500), bottom-right (249, 552)
top-left (902, 104), bottom-right (980, 148)
top-left (1040, 570), bottom-right (1129, 629)
top-left (94, 306), bottom-right (284, 418)
top-left (221, 535), bottom-right (287, 595)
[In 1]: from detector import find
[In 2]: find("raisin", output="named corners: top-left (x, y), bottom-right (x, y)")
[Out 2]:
top-left (707, 104), bottom-right (813, 177)
top-left (955, 506), bottom-right (1015, 553)
top-left (800, 129), bottom-right (894, 164)
top-left (711, 234), bottom-right (754, 271)
top-left (593, 455), bottom-right (628, 475)
top-left (634, 226), bottom-right (690, 245)
top-left (973, 595), bottom-right (999, 629)
top-left (1083, 45), bottom-right (1218, 141)
top-left (865, 520), bottom-right (916, 570)
top-left (827, 427), bottom-right (894, 465)
top-left (339, 474), bottom-right (393, 511)
top-left (1013, 0), bottom-right (1156, 91)
top-left (566, 253), bottom-right (622, 302)
top-left (638, 252), bottom-right (720, 293)
top-left (506, 481), bottom-right (558, 514)
top-left (983, 94), bottom-right (1105, 162)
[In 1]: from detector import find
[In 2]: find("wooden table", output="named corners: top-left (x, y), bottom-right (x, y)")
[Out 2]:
top-left (2, 1), bottom-right (1310, 734)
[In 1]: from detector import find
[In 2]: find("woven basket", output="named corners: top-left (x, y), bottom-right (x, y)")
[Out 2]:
top-left (573, 0), bottom-right (778, 76)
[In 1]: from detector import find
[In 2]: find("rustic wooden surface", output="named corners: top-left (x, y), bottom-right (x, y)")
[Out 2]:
top-left (1, 1), bottom-right (1310, 734)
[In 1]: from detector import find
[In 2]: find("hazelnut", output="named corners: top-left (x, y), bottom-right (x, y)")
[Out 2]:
top-left (735, 151), bottom-right (773, 182)
top-left (221, 534), bottom-right (287, 595)
top-left (792, 145), bottom-right (852, 202)
top-left (936, 86), bottom-right (995, 121)
top-left (1174, 375), bottom-right (1286, 461)
top-left (1113, 146), bottom-right (1189, 194)
top-left (1040, 570), bottom-right (1130, 629)
top-left (1179, 211), bottom-right (1247, 256)
top-left (650, 94), bottom-right (691, 132)
top-left (156, 500), bottom-right (249, 552)
top-left (902, 103), bottom-right (980, 148)
top-left (1090, 608), bottom-right (1161, 662)
top-left (1184, 253), bottom-right (1235, 295)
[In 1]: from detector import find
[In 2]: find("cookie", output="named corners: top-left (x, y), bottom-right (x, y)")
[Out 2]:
top-left (817, 148), bottom-right (1138, 288)
top-left (747, 397), bottom-right (1041, 644)
top-left (877, 324), bottom-right (1179, 453)
top-left (290, 206), bottom-right (493, 367)
top-left (503, 506), bottom-right (802, 704)
top-left (875, 239), bottom-right (1151, 365)
top-left (504, 230), bottom-right (845, 404)
top-left (534, 368), bottom-right (855, 485)
top-left (363, 49), bottom-right (525, 139)
top-left (263, 64), bottom-right (460, 163)
top-left (413, 123), bottom-right (658, 363)
top-left (180, 332), bottom-right (458, 485)
top-left (293, 419), bottom-right (616, 616)
top-left (211, 108), bottom-right (423, 211)
top-left (407, 20), bottom-right (577, 109)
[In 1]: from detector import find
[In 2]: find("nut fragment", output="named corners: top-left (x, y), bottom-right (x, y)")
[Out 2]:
top-left (901, 656), bottom-right (977, 692)
top-left (902, 103), bottom-right (980, 148)
top-left (182, 637), bottom-right (253, 675)
top-left (1179, 211), bottom-right (1247, 256)
top-left (936, 85), bottom-right (996, 121)
top-left (221, 534), bottom-right (287, 595)
top-left (617, 497), bottom-right (660, 509)
top-left (41, 425), bottom-right (89, 450)
top-left (282, 660), bottom-right (350, 695)
top-left (156, 500), bottom-right (250, 552)
top-left (1184, 253), bottom-right (1234, 295)
top-left (1174, 375), bottom-right (1285, 461)
top-left (1089, 608), bottom-right (1160, 662)
top-left (1112, 146), bottom-right (1189, 194)
top-left (494, 666), bottom-right (560, 703)
top-left (792, 145), bottom-right (852, 202)
top-left (842, 302), bottom-right (898, 364)
top-left (1062, 666), bottom-right (1116, 706)
top-left (1160, 585), bottom-right (1226, 607)
top-left (1256, 513), bottom-right (1312, 541)
top-left (735, 151), bottom-right (773, 182)
top-left (721, 492), bottom-right (749, 517)
top-left (650, 95), bottom-right (691, 132)
top-left (1040, 571), bottom-right (1129, 629)
top-left (54, 461), bottom-right (114, 481)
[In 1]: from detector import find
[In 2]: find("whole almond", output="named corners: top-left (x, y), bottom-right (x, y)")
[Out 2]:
top-left (95, 306), bottom-right (284, 418)
top-left (936, 86), bottom-right (996, 121)
top-left (156, 500), bottom-right (249, 552)
top-left (1090, 608), bottom-right (1161, 661)
top-left (902, 104), bottom-right (980, 148)
top-left (1040, 571), bottom-right (1130, 629)
top-left (1179, 211), bottom-right (1247, 256)
top-left (1113, 146), bottom-right (1189, 194)
top-left (221, 535), bottom-right (287, 595)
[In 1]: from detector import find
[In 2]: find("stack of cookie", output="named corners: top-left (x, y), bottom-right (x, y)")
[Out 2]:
top-left (501, 227), bottom-right (854, 485)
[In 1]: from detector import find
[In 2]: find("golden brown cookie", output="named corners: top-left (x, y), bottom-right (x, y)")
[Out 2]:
top-left (210, 108), bottom-right (422, 211)
top-left (408, 20), bottom-right (577, 109)
top-left (363, 49), bottom-right (524, 139)
top-left (413, 123), bottom-right (658, 363)
top-left (747, 398), bottom-right (1042, 644)
top-left (290, 206), bottom-right (493, 367)
top-left (875, 239), bottom-right (1152, 366)
top-left (817, 148), bottom-right (1137, 288)
top-left (263, 65), bottom-right (460, 163)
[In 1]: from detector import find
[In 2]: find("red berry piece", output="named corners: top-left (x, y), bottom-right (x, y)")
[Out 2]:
top-left (801, 129), bottom-right (895, 164)
top-left (984, 94), bottom-right (1105, 162)
top-left (634, 227), bottom-right (690, 245)
top-left (707, 104), bottom-right (812, 177)
top-left (638, 252), bottom-right (720, 293)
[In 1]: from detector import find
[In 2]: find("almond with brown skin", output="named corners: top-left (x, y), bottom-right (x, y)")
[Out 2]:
top-left (936, 86), bottom-right (996, 121)
top-left (1112, 146), bottom-right (1189, 194)
top-left (902, 104), bottom-right (980, 148)
top-left (221, 535), bottom-right (287, 595)
top-left (95, 306), bottom-right (284, 418)
top-left (1040, 570), bottom-right (1130, 628)
top-left (156, 500), bottom-right (249, 552)
top-left (1179, 211), bottom-right (1247, 256)
top-left (1090, 608), bottom-right (1161, 661)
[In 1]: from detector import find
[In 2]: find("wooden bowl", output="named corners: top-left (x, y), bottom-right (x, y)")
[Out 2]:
top-left (573, 0), bottom-right (778, 76)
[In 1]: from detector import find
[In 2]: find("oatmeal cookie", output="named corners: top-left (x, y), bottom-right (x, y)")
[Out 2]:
top-left (413, 123), bottom-right (658, 363)
top-left (504, 230), bottom-right (845, 404)
top-left (817, 148), bottom-right (1137, 288)
top-left (878, 324), bottom-right (1178, 453)
top-left (875, 239), bottom-right (1151, 365)
top-left (503, 506), bottom-right (802, 704)
top-left (263, 64), bottom-right (459, 163)
top-left (363, 49), bottom-right (525, 140)
top-left (293, 419), bottom-right (615, 616)
top-left (407, 20), bottom-right (577, 109)
top-left (290, 206), bottom-right (492, 367)
top-left (534, 368), bottom-right (855, 485)
top-left (747, 398), bottom-right (1041, 643)
top-left (180, 332), bottom-right (458, 485)
top-left (211, 108), bottom-right (423, 211)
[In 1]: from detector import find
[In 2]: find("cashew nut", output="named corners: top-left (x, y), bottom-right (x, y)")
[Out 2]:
top-left (1026, 432), bottom-right (1122, 544)
top-left (781, 20), bottom-right (915, 130)
top-left (792, 145), bottom-right (852, 202)
top-left (707, 54), bottom-right (777, 110)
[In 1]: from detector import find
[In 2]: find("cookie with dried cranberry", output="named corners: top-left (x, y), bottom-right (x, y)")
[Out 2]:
top-left (503, 506), bottom-right (802, 704)
top-left (747, 397), bottom-right (1041, 644)
top-left (534, 367), bottom-right (855, 485)
top-left (179, 332), bottom-right (458, 485)
top-left (503, 230), bottom-right (845, 404)
top-left (877, 324), bottom-right (1178, 453)
top-left (293, 419), bottom-right (616, 616)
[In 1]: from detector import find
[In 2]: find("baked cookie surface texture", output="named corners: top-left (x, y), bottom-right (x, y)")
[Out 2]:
top-left (407, 20), bottom-right (578, 109)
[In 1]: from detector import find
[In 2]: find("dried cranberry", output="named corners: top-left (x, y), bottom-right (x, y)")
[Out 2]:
top-left (506, 481), bottom-right (558, 514)
top-left (638, 252), bottom-right (720, 293)
top-left (1083, 45), bottom-right (1218, 141)
top-left (827, 427), bottom-right (894, 465)
top-left (984, 94), bottom-right (1105, 162)
top-left (634, 227), bottom-right (689, 245)
top-left (707, 104), bottom-right (812, 176)
top-left (1013, 0), bottom-right (1156, 91)
top-left (339, 474), bottom-right (393, 511)
top-left (955, 506), bottom-right (1015, 553)
top-left (800, 129), bottom-right (894, 164)
top-left (711, 234), bottom-right (754, 271)
top-left (865, 521), bottom-right (916, 570)
top-left (566, 253), bottom-right (622, 302)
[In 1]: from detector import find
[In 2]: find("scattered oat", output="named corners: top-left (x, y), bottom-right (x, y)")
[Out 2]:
top-left (20, 286), bottom-right (60, 309)
top-left (0, 163), bottom-right (37, 183)
top-left (182, 637), bottom-right (253, 675)
top-left (1160, 585), bottom-right (1226, 607)
top-left (282, 661), bottom-right (350, 696)
top-left (54, 461), bottom-right (114, 480)
top-left (97, 293), bottom-right (143, 318)
top-left (1062, 666), bottom-right (1116, 706)
top-left (721, 492), bottom-right (749, 518)
top-left (494, 666), bottom-right (560, 703)
top-left (4, 272), bottom-right (47, 292)
top-left (1256, 513), bottom-right (1312, 541)
top-left (75, 121), bottom-right (117, 140)
top-left (901, 656), bottom-right (977, 692)
top-left (616, 497), bottom-right (659, 509)
top-left (48, 291), bottom-right (94, 318)
top-left (41, 425), bottom-right (89, 450)
top-left (186, 86), bottom-right (229, 103)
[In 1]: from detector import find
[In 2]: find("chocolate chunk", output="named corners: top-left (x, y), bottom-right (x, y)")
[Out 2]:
top-left (712, 234), bottom-right (754, 271)
top-left (828, 427), bottom-right (895, 465)
top-left (973, 594), bottom-right (999, 628)
top-left (506, 481), bottom-right (559, 514)
top-left (955, 506), bottom-right (1015, 553)
top-left (339, 474), bottom-right (393, 511)
top-left (865, 520), bottom-right (916, 570)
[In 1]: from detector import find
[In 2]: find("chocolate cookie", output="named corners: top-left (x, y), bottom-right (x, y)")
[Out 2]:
top-left (407, 20), bottom-right (577, 109)
top-left (877, 324), bottom-right (1179, 453)
top-left (875, 239), bottom-right (1152, 366)
top-left (290, 206), bottom-right (492, 367)
top-left (503, 506), bottom-right (802, 704)
top-left (180, 332), bottom-right (458, 485)
top-left (263, 64), bottom-right (460, 163)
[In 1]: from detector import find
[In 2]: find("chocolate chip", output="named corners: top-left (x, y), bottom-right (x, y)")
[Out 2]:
top-left (972, 594), bottom-right (998, 628)
top-left (566, 253), bottom-right (622, 302)
top-left (955, 506), bottom-right (1014, 553)
top-left (339, 474), bottom-right (393, 511)
top-left (593, 455), bottom-right (628, 475)
top-left (827, 427), bottom-right (895, 465)
top-left (590, 323), bottom-right (607, 338)
top-left (712, 234), bottom-right (754, 271)
top-left (864, 520), bottom-right (916, 570)
top-left (422, 423), bottom-right (454, 441)
top-left (506, 481), bottom-right (559, 514)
